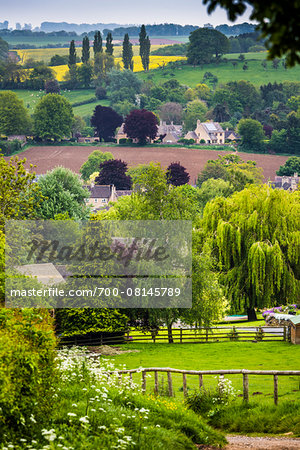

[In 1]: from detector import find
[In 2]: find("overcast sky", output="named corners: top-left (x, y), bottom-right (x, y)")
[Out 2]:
top-left (1, 0), bottom-right (252, 28)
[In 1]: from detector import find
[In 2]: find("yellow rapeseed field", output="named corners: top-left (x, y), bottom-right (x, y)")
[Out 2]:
top-left (16, 45), bottom-right (171, 63)
top-left (50, 56), bottom-right (186, 81)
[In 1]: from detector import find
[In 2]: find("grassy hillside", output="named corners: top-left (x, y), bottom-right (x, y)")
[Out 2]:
top-left (10, 89), bottom-right (108, 117)
top-left (137, 52), bottom-right (300, 87)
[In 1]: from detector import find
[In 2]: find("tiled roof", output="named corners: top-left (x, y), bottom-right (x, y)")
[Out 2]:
top-left (85, 185), bottom-right (112, 198)
top-left (116, 190), bottom-right (133, 197)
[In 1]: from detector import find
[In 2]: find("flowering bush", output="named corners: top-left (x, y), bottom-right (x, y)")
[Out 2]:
top-left (1, 346), bottom-right (226, 449)
top-left (262, 304), bottom-right (299, 319)
top-left (185, 376), bottom-right (238, 417)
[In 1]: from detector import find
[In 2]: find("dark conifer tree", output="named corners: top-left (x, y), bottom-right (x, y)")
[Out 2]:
top-left (93, 31), bottom-right (103, 56)
top-left (106, 32), bottom-right (114, 55)
top-left (81, 36), bottom-right (90, 63)
top-left (68, 40), bottom-right (77, 67)
top-left (122, 33), bottom-right (133, 70)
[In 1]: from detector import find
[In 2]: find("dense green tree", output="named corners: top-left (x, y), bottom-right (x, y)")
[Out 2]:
top-left (0, 155), bottom-right (42, 228)
top-left (201, 185), bottom-right (300, 318)
top-left (33, 94), bottom-right (74, 140)
top-left (68, 40), bottom-right (77, 66)
top-left (91, 105), bottom-right (123, 142)
top-left (0, 91), bottom-right (31, 135)
top-left (80, 150), bottom-right (114, 181)
top-left (139, 25), bottom-right (150, 71)
top-left (81, 36), bottom-right (90, 63)
top-left (72, 115), bottom-right (85, 137)
top-left (202, 0), bottom-right (300, 66)
top-left (36, 167), bottom-right (90, 219)
top-left (111, 100), bottom-right (135, 117)
top-left (197, 154), bottom-right (263, 191)
top-left (108, 68), bottom-right (142, 95)
top-left (77, 62), bottom-right (92, 88)
top-left (49, 54), bottom-right (68, 66)
top-left (105, 32), bottom-right (114, 55)
top-left (238, 118), bottom-right (265, 151)
top-left (93, 31), bottom-right (102, 56)
top-left (122, 33), bottom-right (134, 70)
top-left (124, 109), bottom-right (158, 144)
top-left (183, 100), bottom-right (208, 132)
top-left (187, 28), bottom-right (229, 65)
top-left (28, 65), bottom-right (55, 90)
top-left (277, 156), bottom-right (300, 176)
top-left (94, 52), bottom-right (115, 81)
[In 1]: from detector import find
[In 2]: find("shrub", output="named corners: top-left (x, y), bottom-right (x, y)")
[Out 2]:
top-left (0, 309), bottom-right (58, 442)
top-left (0, 139), bottom-right (23, 156)
top-left (95, 86), bottom-right (107, 100)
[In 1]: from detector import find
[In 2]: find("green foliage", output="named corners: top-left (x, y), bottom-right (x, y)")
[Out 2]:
top-left (0, 309), bottom-right (58, 442)
top-left (203, 0), bottom-right (300, 66)
top-left (122, 33), bottom-right (134, 70)
top-left (33, 93), bottom-right (74, 140)
top-left (277, 156), bottom-right (300, 175)
top-left (187, 28), bottom-right (229, 65)
top-left (238, 118), bottom-right (265, 151)
top-left (81, 36), bottom-right (90, 63)
top-left (183, 100), bottom-right (208, 131)
top-left (197, 178), bottom-right (232, 209)
top-left (0, 90), bottom-right (32, 135)
top-left (0, 139), bottom-right (22, 156)
top-left (79, 150), bottom-right (114, 181)
top-left (68, 39), bottom-right (77, 67)
top-left (105, 32), bottom-right (114, 55)
top-left (201, 185), bottom-right (300, 311)
top-left (151, 43), bottom-right (188, 56)
top-left (139, 25), bottom-right (150, 71)
top-left (0, 37), bottom-right (9, 61)
top-left (197, 154), bottom-right (263, 191)
top-left (0, 155), bottom-right (42, 229)
top-left (93, 31), bottom-right (102, 56)
top-left (49, 54), bottom-right (68, 66)
top-left (55, 308), bottom-right (128, 337)
top-left (36, 167), bottom-right (90, 219)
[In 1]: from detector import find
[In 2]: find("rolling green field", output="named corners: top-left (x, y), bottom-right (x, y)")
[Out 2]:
top-left (107, 342), bottom-right (300, 405)
top-left (138, 52), bottom-right (300, 87)
top-left (9, 89), bottom-right (108, 116)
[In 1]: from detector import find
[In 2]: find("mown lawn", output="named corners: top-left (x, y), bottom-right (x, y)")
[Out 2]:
top-left (107, 342), bottom-right (300, 405)
top-left (137, 52), bottom-right (300, 87)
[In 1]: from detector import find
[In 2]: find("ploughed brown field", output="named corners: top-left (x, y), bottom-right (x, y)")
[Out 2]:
top-left (16, 146), bottom-right (289, 183)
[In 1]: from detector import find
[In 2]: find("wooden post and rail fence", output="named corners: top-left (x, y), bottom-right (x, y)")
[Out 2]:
top-left (108, 368), bottom-right (300, 405)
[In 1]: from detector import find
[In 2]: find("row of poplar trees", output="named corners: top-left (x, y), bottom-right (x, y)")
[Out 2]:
top-left (67, 31), bottom-right (114, 87)
top-left (122, 24), bottom-right (151, 71)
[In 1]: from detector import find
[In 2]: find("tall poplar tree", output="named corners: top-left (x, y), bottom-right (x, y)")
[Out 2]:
top-left (81, 36), bottom-right (90, 63)
top-left (139, 25), bottom-right (150, 71)
top-left (106, 32), bottom-right (114, 55)
top-left (122, 33), bottom-right (133, 70)
top-left (68, 40), bottom-right (77, 66)
top-left (201, 185), bottom-right (300, 320)
top-left (93, 31), bottom-right (103, 56)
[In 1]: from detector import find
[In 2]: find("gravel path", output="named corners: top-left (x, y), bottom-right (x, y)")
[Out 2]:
top-left (225, 435), bottom-right (300, 449)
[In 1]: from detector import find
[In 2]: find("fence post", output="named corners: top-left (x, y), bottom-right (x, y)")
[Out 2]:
top-left (243, 373), bottom-right (249, 402)
top-left (274, 374), bottom-right (278, 405)
top-left (183, 373), bottom-right (187, 397)
top-left (180, 328), bottom-right (183, 344)
top-left (129, 373), bottom-right (133, 382)
top-left (206, 328), bottom-right (208, 342)
top-left (283, 327), bottom-right (286, 341)
top-left (142, 371), bottom-right (146, 393)
top-left (154, 371), bottom-right (159, 394)
top-left (167, 371), bottom-right (173, 397)
top-left (199, 374), bottom-right (203, 389)
top-left (118, 373), bottom-right (122, 385)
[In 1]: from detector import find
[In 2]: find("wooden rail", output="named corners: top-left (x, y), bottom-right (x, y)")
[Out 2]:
top-left (125, 326), bottom-right (288, 343)
top-left (109, 367), bottom-right (300, 405)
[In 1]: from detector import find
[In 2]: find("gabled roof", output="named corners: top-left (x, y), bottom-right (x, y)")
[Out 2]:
top-left (85, 185), bottom-right (113, 199)
top-left (184, 131), bottom-right (198, 140)
top-left (202, 122), bottom-right (224, 134)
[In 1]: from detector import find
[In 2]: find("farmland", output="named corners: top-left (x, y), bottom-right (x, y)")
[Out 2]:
top-left (10, 88), bottom-right (109, 116)
top-left (16, 45), bottom-right (170, 63)
top-left (15, 145), bottom-right (289, 182)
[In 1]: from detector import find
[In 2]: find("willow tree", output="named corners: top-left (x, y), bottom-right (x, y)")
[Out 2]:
top-left (201, 185), bottom-right (300, 320)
